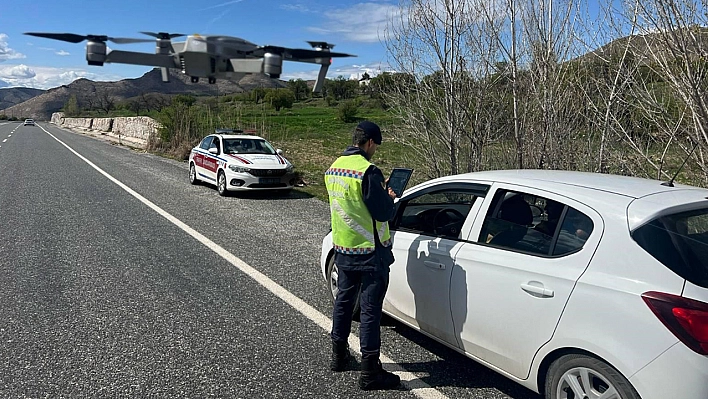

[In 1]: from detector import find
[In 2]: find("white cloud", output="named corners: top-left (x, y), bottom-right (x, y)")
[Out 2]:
top-left (56, 50), bottom-right (71, 56)
top-left (309, 2), bottom-right (401, 43)
top-left (0, 34), bottom-right (26, 62)
top-left (0, 64), bottom-right (125, 89)
top-left (0, 64), bottom-right (36, 79)
top-left (281, 62), bottom-right (393, 81)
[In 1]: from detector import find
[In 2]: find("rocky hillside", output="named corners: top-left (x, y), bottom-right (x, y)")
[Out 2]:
top-left (0, 87), bottom-right (45, 110)
top-left (3, 68), bottom-right (287, 120)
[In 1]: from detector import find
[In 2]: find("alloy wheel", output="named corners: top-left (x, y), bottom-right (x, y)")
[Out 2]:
top-left (557, 367), bottom-right (620, 399)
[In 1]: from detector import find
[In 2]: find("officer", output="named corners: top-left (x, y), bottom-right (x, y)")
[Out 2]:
top-left (324, 121), bottom-right (401, 391)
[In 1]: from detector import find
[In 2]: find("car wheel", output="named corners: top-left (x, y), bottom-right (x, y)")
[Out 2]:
top-left (217, 171), bottom-right (228, 196)
top-left (545, 354), bottom-right (640, 399)
top-left (326, 254), bottom-right (361, 320)
top-left (189, 163), bottom-right (199, 185)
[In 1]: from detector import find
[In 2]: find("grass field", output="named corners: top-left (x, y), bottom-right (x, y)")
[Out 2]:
top-left (219, 98), bottom-right (420, 201)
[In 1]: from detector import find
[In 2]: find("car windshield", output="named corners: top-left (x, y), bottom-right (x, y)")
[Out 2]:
top-left (632, 207), bottom-right (708, 288)
top-left (222, 138), bottom-right (276, 155)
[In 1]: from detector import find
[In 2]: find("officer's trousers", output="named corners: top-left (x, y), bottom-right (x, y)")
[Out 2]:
top-left (330, 267), bottom-right (390, 359)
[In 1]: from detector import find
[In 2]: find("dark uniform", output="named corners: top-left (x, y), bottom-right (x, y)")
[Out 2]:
top-left (326, 122), bottom-right (401, 391)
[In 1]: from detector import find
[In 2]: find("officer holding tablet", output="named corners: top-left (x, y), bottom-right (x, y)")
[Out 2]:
top-left (324, 121), bottom-right (402, 391)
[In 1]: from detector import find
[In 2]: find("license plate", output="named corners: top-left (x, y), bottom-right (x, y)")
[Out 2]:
top-left (259, 178), bottom-right (280, 184)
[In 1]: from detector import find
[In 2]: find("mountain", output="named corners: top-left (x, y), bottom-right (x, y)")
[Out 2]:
top-left (577, 28), bottom-right (708, 66)
top-left (0, 87), bottom-right (45, 111)
top-left (2, 68), bottom-right (287, 120)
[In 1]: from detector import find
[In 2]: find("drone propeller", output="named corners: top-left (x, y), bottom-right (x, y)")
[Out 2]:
top-left (258, 45), bottom-right (353, 59)
top-left (25, 32), bottom-right (152, 44)
top-left (141, 32), bottom-right (186, 40)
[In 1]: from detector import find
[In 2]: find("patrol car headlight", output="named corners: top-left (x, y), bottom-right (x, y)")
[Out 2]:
top-left (229, 165), bottom-right (251, 173)
top-left (286, 164), bottom-right (295, 173)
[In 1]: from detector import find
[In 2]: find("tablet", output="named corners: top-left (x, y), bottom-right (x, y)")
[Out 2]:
top-left (386, 167), bottom-right (413, 197)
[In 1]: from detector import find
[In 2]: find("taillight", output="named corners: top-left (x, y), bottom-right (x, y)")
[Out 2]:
top-left (642, 291), bottom-right (708, 355)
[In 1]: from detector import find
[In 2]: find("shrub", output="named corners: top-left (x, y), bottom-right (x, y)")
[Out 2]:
top-left (337, 100), bottom-right (359, 122)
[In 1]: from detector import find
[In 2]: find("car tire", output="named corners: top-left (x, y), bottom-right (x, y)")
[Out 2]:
top-left (189, 163), bottom-right (199, 185)
top-left (545, 354), bottom-right (640, 399)
top-left (326, 253), bottom-right (361, 320)
top-left (217, 171), bottom-right (228, 196)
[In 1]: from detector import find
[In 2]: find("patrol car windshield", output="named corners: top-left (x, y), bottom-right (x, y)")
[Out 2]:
top-left (223, 138), bottom-right (276, 155)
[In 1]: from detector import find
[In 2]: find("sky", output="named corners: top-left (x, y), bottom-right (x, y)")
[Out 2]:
top-left (0, 0), bottom-right (400, 90)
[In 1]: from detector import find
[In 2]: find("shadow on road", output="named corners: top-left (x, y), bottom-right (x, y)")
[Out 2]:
top-left (382, 318), bottom-right (541, 399)
top-left (229, 188), bottom-right (314, 200)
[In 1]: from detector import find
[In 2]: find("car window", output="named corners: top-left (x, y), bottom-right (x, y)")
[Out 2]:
top-left (478, 189), bottom-right (594, 256)
top-left (210, 137), bottom-right (220, 153)
top-left (553, 208), bottom-right (594, 256)
top-left (199, 136), bottom-right (213, 150)
top-left (632, 207), bottom-right (708, 288)
top-left (393, 190), bottom-right (478, 240)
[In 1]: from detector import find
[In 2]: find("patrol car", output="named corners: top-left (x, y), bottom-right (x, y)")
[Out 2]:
top-left (188, 131), bottom-right (296, 195)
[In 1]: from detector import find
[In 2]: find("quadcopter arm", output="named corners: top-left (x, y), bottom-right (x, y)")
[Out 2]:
top-left (104, 50), bottom-right (177, 68)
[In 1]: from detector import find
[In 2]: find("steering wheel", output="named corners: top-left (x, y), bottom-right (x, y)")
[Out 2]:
top-left (432, 208), bottom-right (465, 236)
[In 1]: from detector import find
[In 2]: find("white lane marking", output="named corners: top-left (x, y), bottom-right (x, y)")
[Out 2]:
top-left (2, 139), bottom-right (6, 143)
top-left (38, 124), bottom-right (449, 399)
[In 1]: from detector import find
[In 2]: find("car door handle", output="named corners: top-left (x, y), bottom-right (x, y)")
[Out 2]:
top-left (424, 261), bottom-right (446, 270)
top-left (521, 283), bottom-right (555, 298)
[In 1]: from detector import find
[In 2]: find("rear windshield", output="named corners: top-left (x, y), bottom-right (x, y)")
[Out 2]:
top-left (632, 208), bottom-right (708, 288)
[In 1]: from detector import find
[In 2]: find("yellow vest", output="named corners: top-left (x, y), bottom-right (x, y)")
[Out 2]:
top-left (325, 154), bottom-right (391, 254)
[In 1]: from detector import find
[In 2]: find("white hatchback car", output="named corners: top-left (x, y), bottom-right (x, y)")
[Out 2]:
top-left (188, 133), bottom-right (296, 195)
top-left (321, 169), bottom-right (708, 399)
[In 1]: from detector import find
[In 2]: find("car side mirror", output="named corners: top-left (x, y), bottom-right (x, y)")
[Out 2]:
top-left (208, 147), bottom-right (219, 155)
top-left (276, 149), bottom-right (283, 155)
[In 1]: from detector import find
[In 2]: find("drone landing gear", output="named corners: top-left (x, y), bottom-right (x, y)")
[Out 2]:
top-left (208, 77), bottom-right (216, 84)
top-left (191, 76), bottom-right (199, 83)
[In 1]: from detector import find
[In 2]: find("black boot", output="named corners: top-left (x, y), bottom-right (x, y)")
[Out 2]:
top-left (358, 356), bottom-right (401, 390)
top-left (330, 341), bottom-right (355, 372)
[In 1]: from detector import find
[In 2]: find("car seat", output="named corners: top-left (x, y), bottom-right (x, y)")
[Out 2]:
top-left (489, 196), bottom-right (533, 248)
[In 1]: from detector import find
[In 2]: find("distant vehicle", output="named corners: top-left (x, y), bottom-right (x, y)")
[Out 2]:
top-left (321, 169), bottom-right (708, 399)
top-left (23, 119), bottom-right (35, 126)
top-left (189, 133), bottom-right (296, 195)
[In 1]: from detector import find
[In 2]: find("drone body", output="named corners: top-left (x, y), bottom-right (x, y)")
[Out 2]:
top-left (25, 32), bottom-right (355, 92)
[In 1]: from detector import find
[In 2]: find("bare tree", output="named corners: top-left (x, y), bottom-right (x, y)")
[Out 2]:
top-left (96, 88), bottom-right (117, 114)
top-left (632, 0), bottom-right (708, 183)
top-left (385, 0), bottom-right (507, 178)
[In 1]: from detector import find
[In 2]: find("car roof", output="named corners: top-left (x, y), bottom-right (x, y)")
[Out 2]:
top-left (442, 169), bottom-right (705, 199)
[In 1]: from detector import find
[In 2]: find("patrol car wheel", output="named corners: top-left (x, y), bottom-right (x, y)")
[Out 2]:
top-left (189, 163), bottom-right (199, 185)
top-left (217, 171), bottom-right (228, 196)
top-left (326, 253), bottom-right (361, 320)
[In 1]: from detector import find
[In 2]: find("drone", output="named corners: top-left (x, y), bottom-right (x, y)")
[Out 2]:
top-left (24, 31), bottom-right (356, 92)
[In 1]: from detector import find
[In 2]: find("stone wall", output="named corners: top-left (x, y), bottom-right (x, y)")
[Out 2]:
top-left (50, 112), bottom-right (161, 148)
top-left (63, 117), bottom-right (93, 129)
top-left (92, 118), bottom-right (113, 132)
top-left (51, 112), bottom-right (63, 125)
top-left (112, 117), bottom-right (161, 141)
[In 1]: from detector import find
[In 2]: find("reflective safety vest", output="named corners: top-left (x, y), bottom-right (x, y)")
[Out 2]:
top-left (325, 155), bottom-right (391, 255)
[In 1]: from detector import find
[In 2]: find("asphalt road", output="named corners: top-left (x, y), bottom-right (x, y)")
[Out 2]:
top-left (0, 121), bottom-right (541, 399)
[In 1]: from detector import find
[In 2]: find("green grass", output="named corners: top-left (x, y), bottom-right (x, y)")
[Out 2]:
top-left (214, 99), bottom-right (414, 201)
